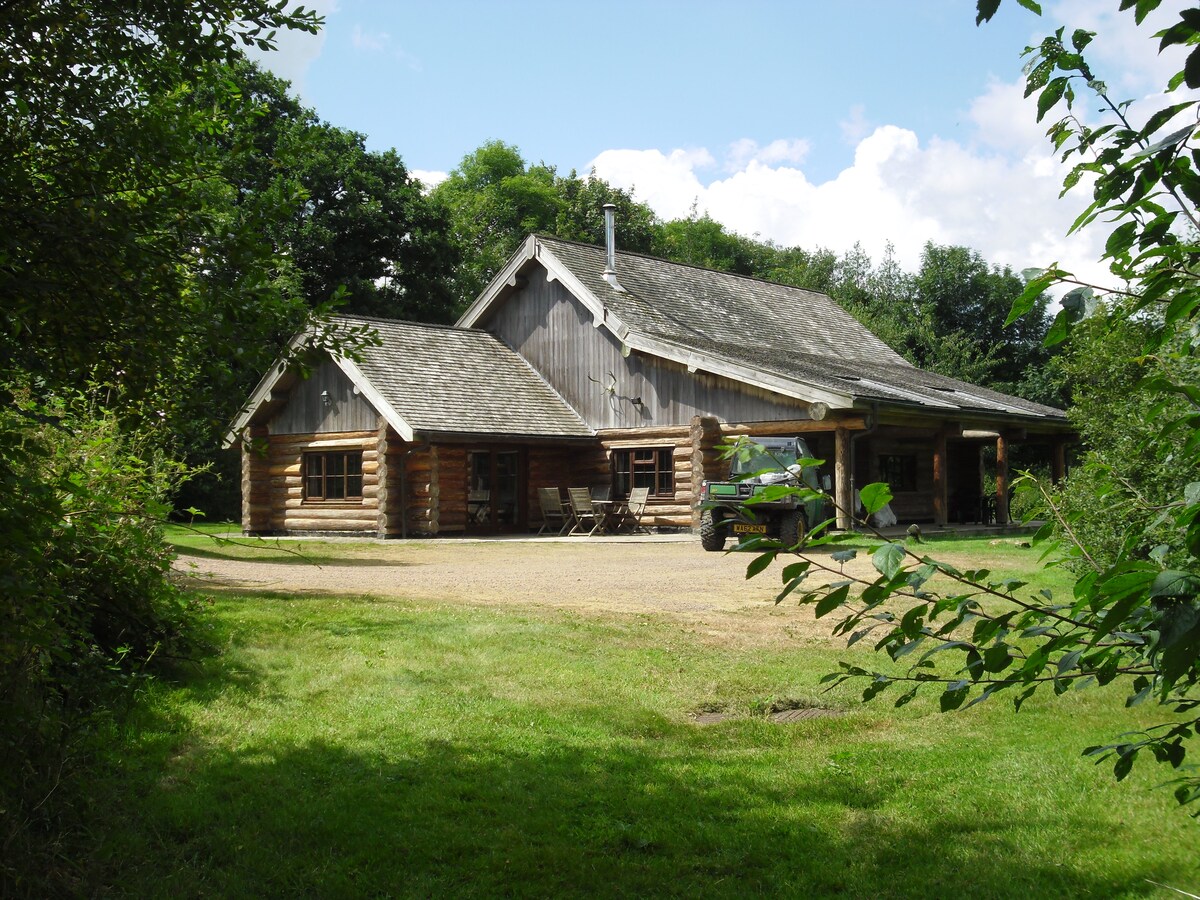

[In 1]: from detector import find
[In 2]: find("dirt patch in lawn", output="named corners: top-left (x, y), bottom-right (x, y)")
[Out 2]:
top-left (173, 537), bottom-right (880, 648)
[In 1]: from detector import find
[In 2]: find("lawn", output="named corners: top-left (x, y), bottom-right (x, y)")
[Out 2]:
top-left (78, 532), bottom-right (1199, 897)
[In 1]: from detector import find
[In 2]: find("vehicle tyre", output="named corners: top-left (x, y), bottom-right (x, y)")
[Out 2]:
top-left (700, 509), bottom-right (727, 551)
top-left (779, 510), bottom-right (806, 549)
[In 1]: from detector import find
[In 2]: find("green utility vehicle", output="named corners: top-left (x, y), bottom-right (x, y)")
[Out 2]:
top-left (699, 436), bottom-right (827, 551)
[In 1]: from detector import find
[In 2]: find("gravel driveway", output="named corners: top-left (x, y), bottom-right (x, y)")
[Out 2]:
top-left (172, 535), bottom-right (875, 647)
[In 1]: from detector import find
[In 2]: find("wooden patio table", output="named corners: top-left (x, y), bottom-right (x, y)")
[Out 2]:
top-left (589, 499), bottom-right (629, 535)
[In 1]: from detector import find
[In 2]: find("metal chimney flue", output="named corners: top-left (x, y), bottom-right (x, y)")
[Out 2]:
top-left (602, 203), bottom-right (624, 291)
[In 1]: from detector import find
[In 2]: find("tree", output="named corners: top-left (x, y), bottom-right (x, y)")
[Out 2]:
top-left (0, 2), bottom-right (376, 885)
top-left (738, 0), bottom-right (1200, 812)
top-left (433, 142), bottom-right (663, 308)
top-left (207, 60), bottom-right (459, 325)
top-left (554, 169), bottom-right (660, 256)
top-left (431, 141), bottom-right (563, 304)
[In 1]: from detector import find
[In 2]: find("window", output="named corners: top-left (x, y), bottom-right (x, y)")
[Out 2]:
top-left (304, 451), bottom-right (363, 501)
top-left (878, 454), bottom-right (918, 492)
top-left (612, 447), bottom-right (674, 499)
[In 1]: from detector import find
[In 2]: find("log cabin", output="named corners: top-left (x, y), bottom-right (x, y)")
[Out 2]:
top-left (227, 208), bottom-right (1073, 537)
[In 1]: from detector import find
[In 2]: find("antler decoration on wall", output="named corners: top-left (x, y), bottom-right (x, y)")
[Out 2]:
top-left (589, 371), bottom-right (648, 419)
top-left (587, 372), bottom-right (618, 396)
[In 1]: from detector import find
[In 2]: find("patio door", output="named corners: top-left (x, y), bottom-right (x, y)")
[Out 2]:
top-left (467, 449), bottom-right (523, 532)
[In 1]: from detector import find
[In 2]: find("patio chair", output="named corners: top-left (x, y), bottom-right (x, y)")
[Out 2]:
top-left (624, 486), bottom-right (650, 534)
top-left (567, 487), bottom-right (602, 536)
top-left (468, 489), bottom-right (490, 524)
top-left (537, 487), bottom-right (572, 536)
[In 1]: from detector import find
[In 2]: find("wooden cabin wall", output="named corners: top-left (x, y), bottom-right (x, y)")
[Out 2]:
top-left (484, 269), bottom-right (813, 430)
top-left (858, 428), bottom-right (936, 522)
top-left (271, 359), bottom-right (379, 435)
top-left (436, 446), bottom-right (468, 534)
top-left (260, 429), bottom-right (380, 533)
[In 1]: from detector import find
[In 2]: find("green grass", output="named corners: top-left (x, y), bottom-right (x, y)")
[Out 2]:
top-left (76, 547), bottom-right (1200, 899)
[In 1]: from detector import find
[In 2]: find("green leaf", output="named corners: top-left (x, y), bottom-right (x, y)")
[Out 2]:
top-left (781, 561), bottom-right (811, 582)
top-left (859, 482), bottom-right (893, 515)
top-left (940, 683), bottom-right (970, 712)
top-left (745, 552), bottom-right (776, 580)
top-left (1037, 77), bottom-right (1067, 121)
top-left (831, 549), bottom-right (858, 564)
top-left (975, 0), bottom-right (1001, 25)
top-left (872, 542), bottom-right (906, 580)
top-left (814, 583), bottom-right (851, 618)
top-left (1151, 570), bottom-right (1200, 599)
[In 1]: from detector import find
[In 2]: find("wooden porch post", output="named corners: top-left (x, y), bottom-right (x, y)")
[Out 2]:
top-left (933, 427), bottom-right (948, 526)
top-left (690, 415), bottom-right (723, 529)
top-left (375, 420), bottom-right (393, 538)
top-left (995, 433), bottom-right (1010, 526)
top-left (1052, 438), bottom-right (1067, 485)
top-left (835, 425), bottom-right (853, 530)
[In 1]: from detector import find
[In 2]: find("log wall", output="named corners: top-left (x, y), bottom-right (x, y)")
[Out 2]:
top-left (257, 428), bottom-right (381, 534)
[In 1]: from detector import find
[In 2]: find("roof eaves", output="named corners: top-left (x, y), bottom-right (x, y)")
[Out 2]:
top-left (222, 327), bottom-right (314, 448)
top-left (621, 332), bottom-right (856, 409)
top-left (456, 235), bottom-right (539, 328)
top-left (332, 355), bottom-right (415, 441)
top-left (536, 240), bottom-right (633, 339)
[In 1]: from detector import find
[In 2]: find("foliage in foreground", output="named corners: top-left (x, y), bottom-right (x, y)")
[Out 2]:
top-left (0, 397), bottom-right (205, 888)
top-left (740, 0), bottom-right (1200, 812)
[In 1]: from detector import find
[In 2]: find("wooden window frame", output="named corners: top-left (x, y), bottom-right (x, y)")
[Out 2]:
top-left (878, 453), bottom-right (918, 493)
top-left (612, 447), bottom-right (674, 500)
top-left (303, 450), bottom-right (364, 503)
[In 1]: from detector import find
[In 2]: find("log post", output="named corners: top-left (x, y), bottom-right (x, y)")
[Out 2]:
top-left (996, 432), bottom-right (1010, 525)
top-left (933, 427), bottom-right (948, 526)
top-left (241, 424), bottom-right (271, 534)
top-left (835, 426), bottom-right (853, 530)
top-left (375, 421), bottom-right (392, 537)
top-left (689, 415), bottom-right (723, 529)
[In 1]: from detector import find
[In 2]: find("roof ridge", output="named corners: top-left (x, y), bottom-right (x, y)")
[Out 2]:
top-left (330, 313), bottom-right (484, 334)
top-left (534, 233), bottom-right (837, 299)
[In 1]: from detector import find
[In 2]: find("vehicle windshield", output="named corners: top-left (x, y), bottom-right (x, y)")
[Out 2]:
top-left (731, 443), bottom-right (800, 476)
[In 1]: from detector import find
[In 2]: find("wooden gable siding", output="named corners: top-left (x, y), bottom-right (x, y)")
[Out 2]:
top-left (271, 358), bottom-right (379, 435)
top-left (484, 269), bottom-right (812, 429)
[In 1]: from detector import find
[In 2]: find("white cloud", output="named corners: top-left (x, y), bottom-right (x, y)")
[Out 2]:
top-left (585, 3), bottom-right (1190, 294)
top-left (411, 169), bottom-right (447, 192)
top-left (350, 23), bottom-right (422, 71)
top-left (587, 148), bottom-right (716, 220)
top-left (245, 0), bottom-right (339, 95)
top-left (590, 120), bottom-right (1111, 290)
top-left (839, 104), bottom-right (870, 146)
top-left (352, 24), bottom-right (388, 53)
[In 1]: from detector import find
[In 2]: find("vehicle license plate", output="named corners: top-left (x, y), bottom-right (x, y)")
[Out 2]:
top-left (733, 523), bottom-right (767, 534)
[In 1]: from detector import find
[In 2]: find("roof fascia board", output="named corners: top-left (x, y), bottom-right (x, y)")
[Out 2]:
top-left (331, 356), bottom-right (415, 441)
top-left (536, 244), bottom-right (631, 336)
top-left (456, 235), bottom-right (539, 328)
top-left (620, 332), bottom-right (854, 409)
top-left (222, 327), bottom-right (314, 447)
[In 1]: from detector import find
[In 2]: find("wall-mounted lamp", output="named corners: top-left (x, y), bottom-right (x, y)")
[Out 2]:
top-left (320, 389), bottom-right (332, 408)
top-left (631, 396), bottom-right (645, 412)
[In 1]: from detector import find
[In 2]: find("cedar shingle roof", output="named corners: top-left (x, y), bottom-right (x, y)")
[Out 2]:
top-left (335, 316), bottom-right (591, 439)
top-left (533, 236), bottom-right (1066, 423)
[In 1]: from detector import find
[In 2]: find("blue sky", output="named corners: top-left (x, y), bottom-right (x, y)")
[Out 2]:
top-left (257, 1), bottom-right (1192, 286)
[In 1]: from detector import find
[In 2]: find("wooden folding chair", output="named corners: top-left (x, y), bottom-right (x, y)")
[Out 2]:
top-left (623, 486), bottom-right (651, 534)
top-left (567, 487), bottom-right (602, 536)
top-left (537, 487), bottom-right (571, 536)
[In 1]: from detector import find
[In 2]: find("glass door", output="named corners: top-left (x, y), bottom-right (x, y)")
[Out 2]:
top-left (466, 449), bottom-right (524, 532)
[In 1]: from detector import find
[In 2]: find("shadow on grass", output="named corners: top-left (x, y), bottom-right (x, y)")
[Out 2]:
top-left (173, 544), bottom-right (416, 567)
top-left (88, 709), bottom-right (1160, 897)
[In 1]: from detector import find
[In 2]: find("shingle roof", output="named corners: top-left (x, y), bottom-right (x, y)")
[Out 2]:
top-left (335, 316), bottom-right (591, 439)
top-left (534, 236), bottom-right (1066, 423)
